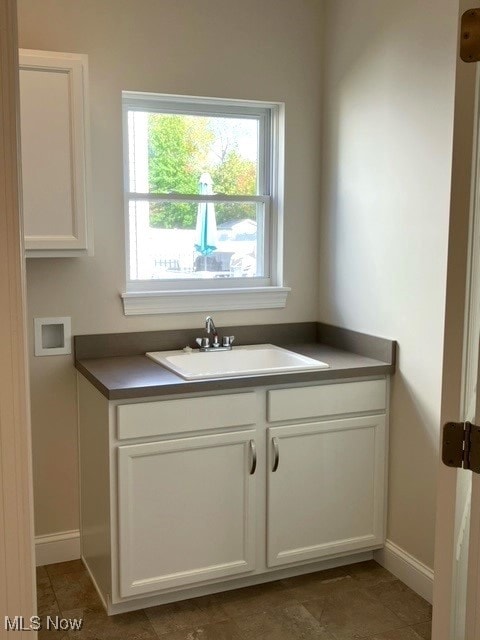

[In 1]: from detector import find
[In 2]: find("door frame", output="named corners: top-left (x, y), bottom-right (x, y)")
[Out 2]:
top-left (0, 0), bottom-right (37, 632)
top-left (3, 0), bottom-right (479, 635)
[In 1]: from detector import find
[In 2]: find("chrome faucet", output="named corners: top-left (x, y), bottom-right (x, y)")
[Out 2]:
top-left (196, 316), bottom-right (235, 352)
top-left (205, 316), bottom-right (219, 346)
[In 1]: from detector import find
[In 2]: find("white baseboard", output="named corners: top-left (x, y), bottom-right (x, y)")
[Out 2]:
top-left (35, 530), bottom-right (433, 606)
top-left (35, 529), bottom-right (80, 566)
top-left (374, 539), bottom-right (434, 604)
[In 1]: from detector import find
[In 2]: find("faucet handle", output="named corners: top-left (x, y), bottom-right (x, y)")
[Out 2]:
top-left (222, 335), bottom-right (235, 347)
top-left (196, 337), bottom-right (209, 349)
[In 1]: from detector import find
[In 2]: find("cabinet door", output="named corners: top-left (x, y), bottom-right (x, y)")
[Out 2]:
top-left (267, 415), bottom-right (386, 567)
top-left (19, 50), bottom-right (90, 255)
top-left (118, 430), bottom-right (257, 597)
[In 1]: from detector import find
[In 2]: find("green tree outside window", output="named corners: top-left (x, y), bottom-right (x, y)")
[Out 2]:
top-left (148, 114), bottom-right (257, 229)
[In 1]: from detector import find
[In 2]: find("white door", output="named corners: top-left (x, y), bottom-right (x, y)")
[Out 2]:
top-left (117, 430), bottom-right (256, 597)
top-left (449, 216), bottom-right (480, 640)
top-left (438, 238), bottom-right (480, 637)
top-left (266, 415), bottom-right (386, 568)
top-left (433, 63), bottom-right (480, 638)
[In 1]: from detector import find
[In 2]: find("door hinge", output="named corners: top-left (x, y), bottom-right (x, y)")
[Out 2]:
top-left (461, 9), bottom-right (480, 62)
top-left (442, 421), bottom-right (480, 474)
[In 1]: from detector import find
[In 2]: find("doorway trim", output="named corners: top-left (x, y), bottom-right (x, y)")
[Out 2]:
top-left (0, 0), bottom-right (37, 631)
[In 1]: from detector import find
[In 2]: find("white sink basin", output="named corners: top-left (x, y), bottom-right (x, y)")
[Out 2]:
top-left (146, 344), bottom-right (329, 380)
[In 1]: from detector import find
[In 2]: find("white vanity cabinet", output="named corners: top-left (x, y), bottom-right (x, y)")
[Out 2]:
top-left (78, 373), bottom-right (388, 614)
top-left (19, 49), bottom-right (92, 256)
top-left (117, 430), bottom-right (257, 597)
top-left (266, 415), bottom-right (386, 567)
top-left (266, 380), bottom-right (387, 567)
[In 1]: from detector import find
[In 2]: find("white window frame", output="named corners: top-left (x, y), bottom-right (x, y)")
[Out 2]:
top-left (120, 92), bottom-right (288, 315)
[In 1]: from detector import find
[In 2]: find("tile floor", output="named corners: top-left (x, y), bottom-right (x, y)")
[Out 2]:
top-left (36, 560), bottom-right (432, 639)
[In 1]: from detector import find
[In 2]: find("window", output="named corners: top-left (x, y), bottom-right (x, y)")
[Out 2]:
top-left (121, 92), bottom-right (288, 315)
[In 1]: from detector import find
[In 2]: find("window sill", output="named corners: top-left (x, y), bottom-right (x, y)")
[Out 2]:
top-left (121, 286), bottom-right (291, 316)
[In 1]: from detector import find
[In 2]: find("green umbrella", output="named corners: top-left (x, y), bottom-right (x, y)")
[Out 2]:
top-left (194, 173), bottom-right (218, 260)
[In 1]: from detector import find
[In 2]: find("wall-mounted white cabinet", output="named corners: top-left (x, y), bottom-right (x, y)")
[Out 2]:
top-left (19, 49), bottom-right (92, 257)
top-left (78, 374), bottom-right (388, 614)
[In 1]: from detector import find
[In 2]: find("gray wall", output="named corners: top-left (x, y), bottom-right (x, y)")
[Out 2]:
top-left (18, 0), bottom-right (324, 536)
top-left (319, 0), bottom-right (459, 568)
top-left (21, 0), bottom-right (463, 574)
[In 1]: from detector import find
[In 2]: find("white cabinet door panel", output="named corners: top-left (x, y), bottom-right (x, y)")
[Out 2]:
top-left (19, 50), bottom-right (89, 254)
top-left (20, 68), bottom-right (73, 238)
top-left (267, 415), bottom-right (386, 567)
top-left (118, 430), bottom-right (256, 597)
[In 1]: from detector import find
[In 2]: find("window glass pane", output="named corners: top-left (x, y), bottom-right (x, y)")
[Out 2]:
top-left (128, 111), bottom-right (259, 196)
top-left (128, 200), bottom-right (265, 281)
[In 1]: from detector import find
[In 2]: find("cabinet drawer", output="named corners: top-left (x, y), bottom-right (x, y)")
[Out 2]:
top-left (267, 379), bottom-right (386, 422)
top-left (117, 392), bottom-right (256, 440)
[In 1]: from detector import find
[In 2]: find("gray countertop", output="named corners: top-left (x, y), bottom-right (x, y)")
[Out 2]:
top-left (76, 342), bottom-right (395, 400)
